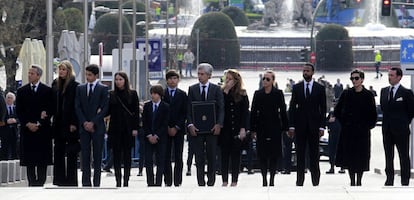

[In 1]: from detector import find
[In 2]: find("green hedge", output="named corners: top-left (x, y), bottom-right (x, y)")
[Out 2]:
top-left (189, 12), bottom-right (240, 68)
top-left (315, 24), bottom-right (353, 71)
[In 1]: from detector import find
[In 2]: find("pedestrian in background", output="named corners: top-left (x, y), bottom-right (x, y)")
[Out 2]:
top-left (333, 78), bottom-right (343, 100)
top-left (325, 108), bottom-right (344, 174)
top-left (374, 50), bottom-right (383, 78)
top-left (380, 67), bottom-right (414, 186)
top-left (1, 92), bottom-right (19, 160)
top-left (334, 69), bottom-right (377, 186)
top-left (51, 60), bottom-right (80, 186)
top-left (219, 69), bottom-right (249, 187)
top-left (16, 65), bottom-right (53, 186)
top-left (183, 49), bottom-right (195, 77)
top-left (107, 72), bottom-right (140, 187)
top-left (251, 71), bottom-right (288, 187)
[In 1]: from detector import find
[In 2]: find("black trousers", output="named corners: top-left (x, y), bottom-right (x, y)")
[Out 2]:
top-left (0, 127), bottom-right (18, 160)
top-left (113, 145), bottom-right (132, 187)
top-left (164, 132), bottom-right (184, 186)
top-left (80, 131), bottom-right (104, 187)
top-left (27, 165), bottom-right (47, 187)
top-left (383, 129), bottom-right (411, 185)
top-left (53, 139), bottom-right (79, 186)
top-left (145, 139), bottom-right (166, 186)
top-left (220, 139), bottom-right (241, 183)
top-left (295, 129), bottom-right (320, 186)
top-left (193, 134), bottom-right (217, 186)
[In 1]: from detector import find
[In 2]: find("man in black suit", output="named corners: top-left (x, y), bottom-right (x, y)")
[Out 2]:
top-left (163, 70), bottom-right (188, 187)
top-left (187, 63), bottom-right (224, 186)
top-left (16, 65), bottom-right (53, 186)
top-left (75, 64), bottom-right (109, 187)
top-left (380, 67), bottom-right (414, 186)
top-left (288, 63), bottom-right (326, 186)
top-left (1, 92), bottom-right (19, 160)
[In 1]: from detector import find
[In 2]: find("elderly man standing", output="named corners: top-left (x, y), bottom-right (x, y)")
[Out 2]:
top-left (187, 63), bottom-right (224, 186)
top-left (16, 65), bottom-right (53, 186)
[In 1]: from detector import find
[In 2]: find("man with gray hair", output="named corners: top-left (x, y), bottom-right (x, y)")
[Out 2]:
top-left (187, 63), bottom-right (224, 186)
top-left (1, 92), bottom-right (19, 160)
top-left (16, 64), bottom-right (53, 186)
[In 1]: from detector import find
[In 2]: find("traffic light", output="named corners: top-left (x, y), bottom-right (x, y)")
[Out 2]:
top-left (300, 48), bottom-right (308, 61)
top-left (381, 0), bottom-right (391, 16)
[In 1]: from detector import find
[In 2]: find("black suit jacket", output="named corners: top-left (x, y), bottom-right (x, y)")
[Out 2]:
top-left (289, 81), bottom-right (327, 132)
top-left (4, 105), bottom-right (19, 132)
top-left (380, 85), bottom-right (414, 134)
top-left (187, 82), bottom-right (224, 127)
top-left (163, 88), bottom-right (187, 131)
top-left (16, 82), bottom-right (53, 166)
top-left (142, 101), bottom-right (169, 141)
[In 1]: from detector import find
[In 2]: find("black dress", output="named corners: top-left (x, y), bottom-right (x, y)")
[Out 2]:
top-left (107, 89), bottom-right (140, 187)
top-left (334, 87), bottom-right (377, 172)
top-left (51, 77), bottom-right (80, 186)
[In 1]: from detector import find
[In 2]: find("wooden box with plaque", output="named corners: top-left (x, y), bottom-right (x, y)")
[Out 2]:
top-left (191, 101), bottom-right (216, 134)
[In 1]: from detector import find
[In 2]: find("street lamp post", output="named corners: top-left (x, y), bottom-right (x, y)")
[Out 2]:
top-left (310, 0), bottom-right (326, 53)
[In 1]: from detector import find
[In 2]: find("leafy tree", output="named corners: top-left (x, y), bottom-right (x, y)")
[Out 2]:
top-left (221, 6), bottom-right (249, 26)
top-left (91, 13), bottom-right (132, 55)
top-left (189, 12), bottom-right (240, 68)
top-left (315, 24), bottom-right (353, 71)
top-left (0, 0), bottom-right (54, 92)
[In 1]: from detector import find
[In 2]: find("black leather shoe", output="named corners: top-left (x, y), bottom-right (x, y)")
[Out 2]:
top-left (326, 169), bottom-right (334, 174)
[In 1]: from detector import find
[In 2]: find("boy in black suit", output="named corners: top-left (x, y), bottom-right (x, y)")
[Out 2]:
top-left (143, 84), bottom-right (169, 186)
top-left (163, 70), bottom-right (188, 187)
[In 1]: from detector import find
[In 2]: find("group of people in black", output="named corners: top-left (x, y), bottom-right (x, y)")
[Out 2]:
top-left (1, 61), bottom-right (413, 187)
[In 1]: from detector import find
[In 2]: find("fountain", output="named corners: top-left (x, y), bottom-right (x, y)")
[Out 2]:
top-left (148, 0), bottom-right (414, 70)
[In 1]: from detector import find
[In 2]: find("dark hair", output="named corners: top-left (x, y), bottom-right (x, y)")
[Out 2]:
top-left (86, 64), bottom-right (99, 75)
top-left (150, 84), bottom-right (164, 97)
top-left (350, 69), bottom-right (365, 79)
top-left (114, 71), bottom-right (131, 94)
top-left (304, 63), bottom-right (315, 71)
top-left (390, 67), bottom-right (403, 77)
top-left (165, 69), bottom-right (180, 80)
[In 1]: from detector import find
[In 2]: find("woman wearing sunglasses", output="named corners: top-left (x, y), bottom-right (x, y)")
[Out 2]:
top-left (250, 70), bottom-right (288, 187)
top-left (334, 69), bottom-right (377, 186)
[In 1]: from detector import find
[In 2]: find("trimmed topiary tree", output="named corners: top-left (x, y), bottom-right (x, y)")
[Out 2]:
top-left (91, 13), bottom-right (132, 55)
top-left (189, 12), bottom-right (240, 69)
top-left (122, 0), bottom-right (147, 37)
top-left (221, 6), bottom-right (249, 26)
top-left (315, 24), bottom-right (353, 71)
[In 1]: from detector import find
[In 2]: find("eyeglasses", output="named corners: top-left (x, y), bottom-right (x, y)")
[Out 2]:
top-left (262, 77), bottom-right (271, 82)
top-left (350, 76), bottom-right (360, 81)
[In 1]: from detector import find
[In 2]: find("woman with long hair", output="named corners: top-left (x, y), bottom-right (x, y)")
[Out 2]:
top-left (107, 72), bottom-right (140, 187)
top-left (52, 60), bottom-right (80, 186)
top-left (219, 69), bottom-right (249, 187)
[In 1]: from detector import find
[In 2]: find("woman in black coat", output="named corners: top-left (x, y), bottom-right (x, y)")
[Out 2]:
top-left (250, 71), bottom-right (288, 187)
top-left (107, 72), bottom-right (140, 187)
top-left (218, 69), bottom-right (249, 187)
top-left (51, 60), bottom-right (80, 186)
top-left (334, 69), bottom-right (377, 186)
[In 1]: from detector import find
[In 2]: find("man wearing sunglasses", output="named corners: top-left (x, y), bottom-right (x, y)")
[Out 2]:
top-left (288, 63), bottom-right (326, 186)
top-left (380, 67), bottom-right (414, 186)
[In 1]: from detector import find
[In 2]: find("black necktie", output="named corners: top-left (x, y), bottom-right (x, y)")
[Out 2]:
top-left (389, 86), bottom-right (394, 103)
top-left (32, 85), bottom-right (36, 93)
top-left (9, 106), bottom-right (13, 115)
top-left (88, 83), bottom-right (93, 101)
top-left (152, 104), bottom-right (158, 132)
top-left (201, 85), bottom-right (206, 101)
top-left (306, 83), bottom-right (310, 99)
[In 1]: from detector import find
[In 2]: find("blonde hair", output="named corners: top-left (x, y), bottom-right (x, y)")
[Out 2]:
top-left (222, 69), bottom-right (246, 102)
top-left (57, 60), bottom-right (76, 94)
